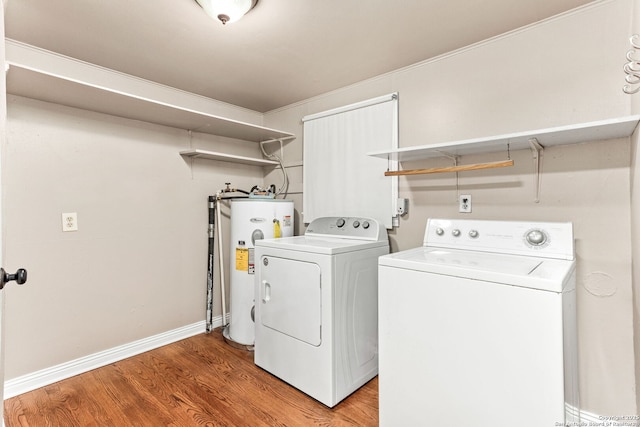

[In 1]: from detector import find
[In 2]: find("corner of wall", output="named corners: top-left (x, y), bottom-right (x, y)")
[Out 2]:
top-left (631, 125), bottom-right (640, 414)
top-left (628, 0), bottom-right (640, 413)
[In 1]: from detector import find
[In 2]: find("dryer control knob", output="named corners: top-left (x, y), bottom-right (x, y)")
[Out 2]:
top-left (469, 230), bottom-right (479, 238)
top-left (336, 218), bottom-right (346, 227)
top-left (452, 229), bottom-right (461, 237)
top-left (362, 221), bottom-right (370, 229)
top-left (435, 227), bottom-right (444, 236)
top-left (353, 220), bottom-right (360, 228)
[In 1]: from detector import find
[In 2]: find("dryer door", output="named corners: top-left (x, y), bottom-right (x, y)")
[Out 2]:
top-left (259, 256), bottom-right (322, 346)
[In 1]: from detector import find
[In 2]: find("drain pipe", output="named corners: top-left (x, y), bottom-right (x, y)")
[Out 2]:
top-left (205, 192), bottom-right (230, 332)
top-left (206, 184), bottom-right (260, 333)
top-left (206, 196), bottom-right (216, 333)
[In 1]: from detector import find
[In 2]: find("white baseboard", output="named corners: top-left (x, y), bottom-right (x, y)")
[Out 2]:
top-left (3, 318), bottom-right (217, 399)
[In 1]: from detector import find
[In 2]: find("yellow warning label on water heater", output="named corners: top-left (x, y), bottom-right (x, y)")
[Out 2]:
top-left (274, 219), bottom-right (281, 238)
top-left (235, 248), bottom-right (249, 271)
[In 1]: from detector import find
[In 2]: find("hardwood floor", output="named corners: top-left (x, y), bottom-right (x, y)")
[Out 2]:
top-left (3, 328), bottom-right (378, 426)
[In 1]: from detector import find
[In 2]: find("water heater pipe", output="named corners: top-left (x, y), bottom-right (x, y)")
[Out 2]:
top-left (208, 185), bottom-right (268, 333)
top-left (259, 138), bottom-right (289, 196)
top-left (216, 197), bottom-right (227, 327)
top-left (206, 196), bottom-right (216, 333)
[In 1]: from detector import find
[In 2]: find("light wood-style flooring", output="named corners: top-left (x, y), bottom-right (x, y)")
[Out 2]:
top-left (4, 328), bottom-right (378, 426)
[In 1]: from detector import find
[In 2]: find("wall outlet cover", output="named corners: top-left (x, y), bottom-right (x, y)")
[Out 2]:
top-left (459, 195), bottom-right (472, 213)
top-left (62, 212), bottom-right (78, 232)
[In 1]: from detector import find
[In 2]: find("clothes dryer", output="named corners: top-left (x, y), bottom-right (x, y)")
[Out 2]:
top-left (254, 216), bottom-right (389, 407)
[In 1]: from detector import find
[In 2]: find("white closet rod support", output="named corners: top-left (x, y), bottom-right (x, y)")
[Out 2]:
top-left (529, 137), bottom-right (544, 203)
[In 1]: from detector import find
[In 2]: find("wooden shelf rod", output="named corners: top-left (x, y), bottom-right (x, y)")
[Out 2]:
top-left (385, 159), bottom-right (514, 176)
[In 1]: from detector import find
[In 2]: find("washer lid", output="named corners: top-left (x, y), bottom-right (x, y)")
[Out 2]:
top-left (255, 235), bottom-right (388, 255)
top-left (378, 247), bottom-right (575, 292)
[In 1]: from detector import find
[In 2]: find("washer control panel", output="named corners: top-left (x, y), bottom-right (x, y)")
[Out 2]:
top-left (305, 217), bottom-right (386, 241)
top-left (424, 218), bottom-right (574, 260)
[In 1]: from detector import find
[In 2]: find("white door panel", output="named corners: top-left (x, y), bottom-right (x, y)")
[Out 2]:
top-left (259, 256), bottom-right (322, 346)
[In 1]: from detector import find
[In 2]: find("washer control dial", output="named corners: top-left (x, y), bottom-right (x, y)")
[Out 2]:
top-left (336, 218), bottom-right (346, 228)
top-left (362, 221), bottom-right (370, 229)
top-left (452, 229), bottom-right (461, 237)
top-left (353, 220), bottom-right (360, 228)
top-left (469, 230), bottom-right (479, 238)
top-left (525, 229), bottom-right (547, 246)
top-left (435, 228), bottom-right (444, 236)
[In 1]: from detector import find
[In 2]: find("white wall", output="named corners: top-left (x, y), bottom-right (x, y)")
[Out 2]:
top-left (2, 95), bottom-right (267, 379)
top-left (265, 0), bottom-right (638, 416)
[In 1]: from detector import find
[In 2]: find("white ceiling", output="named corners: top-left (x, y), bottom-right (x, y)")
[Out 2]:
top-left (5, 0), bottom-right (596, 113)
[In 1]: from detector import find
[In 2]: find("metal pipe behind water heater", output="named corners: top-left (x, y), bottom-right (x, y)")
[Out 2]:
top-left (206, 196), bottom-right (215, 333)
top-left (224, 199), bottom-right (294, 347)
top-left (205, 195), bottom-right (230, 333)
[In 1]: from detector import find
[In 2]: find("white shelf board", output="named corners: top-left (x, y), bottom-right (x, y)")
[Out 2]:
top-left (368, 116), bottom-right (640, 162)
top-left (180, 149), bottom-right (279, 167)
top-left (5, 40), bottom-right (294, 143)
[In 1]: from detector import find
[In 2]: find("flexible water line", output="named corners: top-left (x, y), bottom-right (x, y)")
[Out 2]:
top-left (260, 139), bottom-right (289, 197)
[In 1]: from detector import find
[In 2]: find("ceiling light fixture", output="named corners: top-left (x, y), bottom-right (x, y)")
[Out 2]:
top-left (194, 0), bottom-right (258, 25)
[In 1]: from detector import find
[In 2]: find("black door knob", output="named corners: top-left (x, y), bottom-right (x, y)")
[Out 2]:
top-left (0, 268), bottom-right (27, 290)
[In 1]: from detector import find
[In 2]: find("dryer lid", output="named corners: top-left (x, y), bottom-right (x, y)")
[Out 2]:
top-left (255, 235), bottom-right (388, 255)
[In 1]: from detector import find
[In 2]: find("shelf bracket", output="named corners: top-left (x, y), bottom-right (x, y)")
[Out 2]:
top-left (528, 137), bottom-right (544, 203)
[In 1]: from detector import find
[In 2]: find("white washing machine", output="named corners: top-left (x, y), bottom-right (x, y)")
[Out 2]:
top-left (254, 216), bottom-right (389, 407)
top-left (378, 218), bottom-right (579, 427)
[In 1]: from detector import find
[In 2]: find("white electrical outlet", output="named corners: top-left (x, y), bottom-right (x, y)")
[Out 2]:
top-left (62, 212), bottom-right (78, 232)
top-left (459, 195), bottom-right (472, 213)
